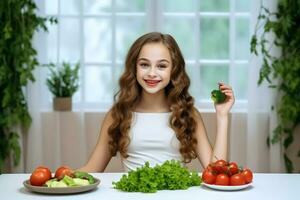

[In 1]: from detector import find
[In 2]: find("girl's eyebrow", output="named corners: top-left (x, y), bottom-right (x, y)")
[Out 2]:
top-left (158, 59), bottom-right (170, 63)
top-left (137, 57), bottom-right (170, 63)
top-left (137, 58), bottom-right (149, 62)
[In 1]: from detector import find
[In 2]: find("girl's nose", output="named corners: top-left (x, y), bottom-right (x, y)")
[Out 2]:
top-left (148, 66), bottom-right (157, 77)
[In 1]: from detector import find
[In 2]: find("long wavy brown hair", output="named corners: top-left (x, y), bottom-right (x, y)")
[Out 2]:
top-left (108, 32), bottom-right (198, 163)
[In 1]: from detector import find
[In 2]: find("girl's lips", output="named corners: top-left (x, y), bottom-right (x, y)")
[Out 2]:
top-left (144, 79), bottom-right (161, 87)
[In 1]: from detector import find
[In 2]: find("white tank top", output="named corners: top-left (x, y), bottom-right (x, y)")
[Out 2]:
top-left (121, 112), bottom-right (182, 172)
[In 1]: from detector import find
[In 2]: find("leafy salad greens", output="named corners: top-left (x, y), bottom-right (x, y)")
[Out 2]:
top-left (113, 160), bottom-right (202, 193)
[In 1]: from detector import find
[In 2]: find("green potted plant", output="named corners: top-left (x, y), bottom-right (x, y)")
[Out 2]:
top-left (46, 62), bottom-right (80, 111)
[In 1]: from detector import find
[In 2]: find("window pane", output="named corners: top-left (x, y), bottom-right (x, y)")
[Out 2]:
top-left (42, 67), bottom-right (52, 107)
top-left (84, 18), bottom-right (112, 62)
top-left (116, 17), bottom-right (146, 61)
top-left (113, 65), bottom-right (125, 95)
top-left (200, 64), bottom-right (229, 99)
top-left (116, 0), bottom-right (145, 12)
top-left (231, 63), bottom-right (248, 99)
top-left (84, 0), bottom-right (111, 14)
top-left (41, 0), bottom-right (251, 106)
top-left (235, 17), bottom-right (250, 60)
top-left (60, 0), bottom-right (80, 15)
top-left (163, 17), bottom-right (196, 60)
top-left (163, 0), bottom-right (196, 12)
top-left (70, 64), bottom-right (81, 103)
top-left (59, 18), bottom-right (80, 62)
top-left (46, 21), bottom-right (57, 62)
top-left (200, 0), bottom-right (229, 12)
top-left (186, 64), bottom-right (201, 99)
top-left (200, 17), bottom-right (229, 59)
top-left (235, 0), bottom-right (250, 12)
top-left (84, 66), bottom-right (113, 102)
top-left (45, 0), bottom-right (58, 15)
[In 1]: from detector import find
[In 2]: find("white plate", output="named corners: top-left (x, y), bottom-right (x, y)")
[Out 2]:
top-left (202, 182), bottom-right (252, 191)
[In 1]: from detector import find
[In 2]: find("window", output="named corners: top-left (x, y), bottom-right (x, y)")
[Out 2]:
top-left (37, 0), bottom-right (251, 110)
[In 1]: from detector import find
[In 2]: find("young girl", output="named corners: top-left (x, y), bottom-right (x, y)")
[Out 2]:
top-left (80, 32), bottom-right (235, 172)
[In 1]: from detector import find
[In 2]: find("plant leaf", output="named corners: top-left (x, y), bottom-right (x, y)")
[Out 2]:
top-left (284, 153), bottom-right (294, 173)
top-left (283, 134), bottom-right (293, 149)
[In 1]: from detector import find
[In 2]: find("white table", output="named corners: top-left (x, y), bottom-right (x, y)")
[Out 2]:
top-left (0, 173), bottom-right (299, 200)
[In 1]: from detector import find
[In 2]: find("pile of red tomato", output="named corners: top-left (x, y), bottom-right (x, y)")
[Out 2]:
top-left (202, 159), bottom-right (253, 186)
top-left (30, 166), bottom-right (73, 186)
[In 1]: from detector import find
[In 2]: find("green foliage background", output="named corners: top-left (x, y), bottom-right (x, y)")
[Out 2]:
top-left (251, 0), bottom-right (300, 172)
top-left (0, 0), bottom-right (56, 172)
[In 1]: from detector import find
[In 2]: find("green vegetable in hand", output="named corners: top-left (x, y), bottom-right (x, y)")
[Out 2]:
top-left (112, 160), bottom-right (201, 193)
top-left (211, 89), bottom-right (226, 103)
top-left (74, 171), bottom-right (95, 184)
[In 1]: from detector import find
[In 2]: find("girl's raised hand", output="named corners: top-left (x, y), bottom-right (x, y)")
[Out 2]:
top-left (214, 82), bottom-right (235, 116)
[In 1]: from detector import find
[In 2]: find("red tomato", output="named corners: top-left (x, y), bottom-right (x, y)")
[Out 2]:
top-left (30, 170), bottom-right (51, 186)
top-left (205, 165), bottom-right (214, 172)
top-left (202, 170), bottom-right (216, 184)
top-left (215, 174), bottom-right (229, 186)
top-left (242, 169), bottom-right (253, 183)
top-left (230, 173), bottom-right (246, 186)
top-left (34, 166), bottom-right (52, 180)
top-left (228, 162), bottom-right (239, 176)
top-left (55, 166), bottom-right (73, 180)
top-left (212, 159), bottom-right (228, 174)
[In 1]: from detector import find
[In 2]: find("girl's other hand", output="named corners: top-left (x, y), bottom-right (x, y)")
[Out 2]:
top-left (214, 82), bottom-right (235, 116)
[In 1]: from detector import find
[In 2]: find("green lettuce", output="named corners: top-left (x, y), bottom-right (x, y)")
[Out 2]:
top-left (112, 160), bottom-right (201, 193)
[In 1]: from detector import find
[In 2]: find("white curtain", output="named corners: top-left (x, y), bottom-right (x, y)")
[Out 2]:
top-left (240, 0), bottom-right (283, 172)
top-left (25, 68), bottom-right (90, 173)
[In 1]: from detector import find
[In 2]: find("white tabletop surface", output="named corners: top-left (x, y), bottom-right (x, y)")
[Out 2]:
top-left (0, 173), bottom-right (299, 200)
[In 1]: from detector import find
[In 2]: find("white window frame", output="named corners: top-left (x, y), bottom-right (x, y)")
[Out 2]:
top-left (36, 0), bottom-right (251, 112)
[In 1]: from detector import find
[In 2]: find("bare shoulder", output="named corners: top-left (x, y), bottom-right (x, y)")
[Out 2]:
top-left (104, 109), bottom-right (114, 124)
top-left (103, 109), bottom-right (113, 122)
top-left (100, 109), bottom-right (114, 130)
top-left (191, 107), bottom-right (203, 122)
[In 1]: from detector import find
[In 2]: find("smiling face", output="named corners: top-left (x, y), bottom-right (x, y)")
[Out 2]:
top-left (136, 42), bottom-right (172, 95)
